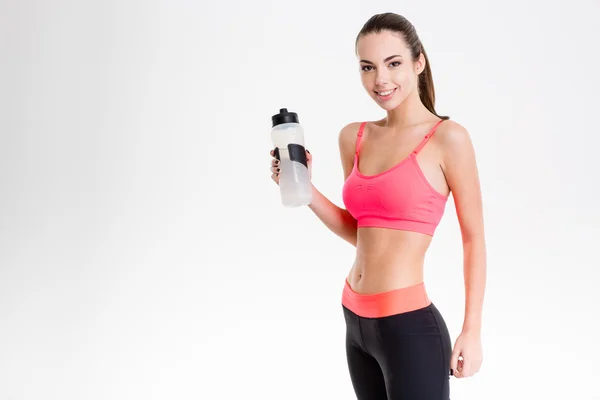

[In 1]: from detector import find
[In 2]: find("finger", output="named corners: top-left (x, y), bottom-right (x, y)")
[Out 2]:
top-left (270, 165), bottom-right (280, 174)
top-left (271, 158), bottom-right (280, 167)
top-left (449, 348), bottom-right (460, 377)
top-left (461, 358), bottom-right (472, 378)
top-left (454, 358), bottom-right (464, 379)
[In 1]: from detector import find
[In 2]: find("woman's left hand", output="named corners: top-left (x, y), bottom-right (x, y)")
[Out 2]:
top-left (450, 330), bottom-right (483, 378)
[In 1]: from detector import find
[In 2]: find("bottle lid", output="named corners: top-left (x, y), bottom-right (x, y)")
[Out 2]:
top-left (272, 108), bottom-right (299, 127)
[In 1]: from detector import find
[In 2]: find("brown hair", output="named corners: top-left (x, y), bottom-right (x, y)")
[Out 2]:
top-left (355, 13), bottom-right (449, 120)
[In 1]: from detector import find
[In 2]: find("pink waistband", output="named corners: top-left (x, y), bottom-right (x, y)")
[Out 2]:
top-left (342, 279), bottom-right (431, 318)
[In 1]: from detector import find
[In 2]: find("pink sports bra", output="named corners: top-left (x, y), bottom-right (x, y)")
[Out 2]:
top-left (342, 120), bottom-right (449, 236)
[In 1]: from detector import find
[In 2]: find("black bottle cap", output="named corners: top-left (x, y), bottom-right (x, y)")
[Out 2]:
top-left (272, 108), bottom-right (299, 127)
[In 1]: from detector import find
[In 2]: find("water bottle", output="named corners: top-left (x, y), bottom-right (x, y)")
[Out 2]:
top-left (271, 108), bottom-right (312, 207)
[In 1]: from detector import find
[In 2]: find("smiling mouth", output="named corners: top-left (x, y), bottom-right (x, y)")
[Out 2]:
top-left (375, 88), bottom-right (396, 96)
top-left (375, 89), bottom-right (396, 96)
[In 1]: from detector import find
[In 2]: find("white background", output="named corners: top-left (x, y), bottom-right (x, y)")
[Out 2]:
top-left (1, 0), bottom-right (599, 399)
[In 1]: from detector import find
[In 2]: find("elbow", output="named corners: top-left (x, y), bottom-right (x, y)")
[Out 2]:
top-left (344, 215), bottom-right (358, 247)
top-left (461, 228), bottom-right (485, 245)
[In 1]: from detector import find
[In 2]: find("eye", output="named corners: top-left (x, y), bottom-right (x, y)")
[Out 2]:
top-left (361, 65), bottom-right (373, 72)
top-left (389, 61), bottom-right (401, 68)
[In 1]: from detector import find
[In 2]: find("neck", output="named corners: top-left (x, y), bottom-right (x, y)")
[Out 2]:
top-left (384, 90), bottom-right (432, 129)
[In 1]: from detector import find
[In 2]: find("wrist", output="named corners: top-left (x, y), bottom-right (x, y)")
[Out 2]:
top-left (307, 184), bottom-right (318, 208)
top-left (461, 327), bottom-right (481, 337)
top-left (461, 320), bottom-right (482, 336)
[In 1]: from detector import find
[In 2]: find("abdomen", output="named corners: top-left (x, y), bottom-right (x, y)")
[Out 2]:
top-left (346, 228), bottom-right (433, 294)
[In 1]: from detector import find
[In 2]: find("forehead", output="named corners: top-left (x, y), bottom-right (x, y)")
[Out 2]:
top-left (356, 30), bottom-right (409, 61)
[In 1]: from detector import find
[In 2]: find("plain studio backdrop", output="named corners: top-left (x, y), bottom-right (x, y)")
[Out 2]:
top-left (1, 0), bottom-right (599, 399)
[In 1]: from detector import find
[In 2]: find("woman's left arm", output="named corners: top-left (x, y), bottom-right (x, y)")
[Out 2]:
top-left (439, 121), bottom-right (487, 379)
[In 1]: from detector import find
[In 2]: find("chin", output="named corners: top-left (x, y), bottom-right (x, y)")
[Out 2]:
top-left (380, 102), bottom-right (401, 111)
top-left (373, 97), bottom-right (402, 111)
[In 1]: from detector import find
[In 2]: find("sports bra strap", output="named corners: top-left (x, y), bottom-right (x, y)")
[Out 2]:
top-left (412, 119), bottom-right (445, 155)
top-left (355, 122), bottom-right (367, 156)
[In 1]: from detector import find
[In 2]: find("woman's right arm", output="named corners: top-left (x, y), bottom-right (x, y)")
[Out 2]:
top-left (307, 185), bottom-right (357, 247)
top-left (306, 122), bottom-right (361, 247)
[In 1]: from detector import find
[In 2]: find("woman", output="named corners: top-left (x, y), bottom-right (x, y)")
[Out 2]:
top-left (270, 12), bottom-right (486, 400)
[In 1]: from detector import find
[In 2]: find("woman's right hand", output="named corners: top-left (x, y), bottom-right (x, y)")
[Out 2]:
top-left (270, 148), bottom-right (312, 185)
top-left (269, 148), bottom-right (281, 185)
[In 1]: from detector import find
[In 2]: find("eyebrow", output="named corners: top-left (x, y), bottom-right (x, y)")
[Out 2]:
top-left (360, 55), bottom-right (402, 64)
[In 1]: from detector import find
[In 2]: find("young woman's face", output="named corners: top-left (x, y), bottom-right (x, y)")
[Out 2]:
top-left (356, 30), bottom-right (424, 111)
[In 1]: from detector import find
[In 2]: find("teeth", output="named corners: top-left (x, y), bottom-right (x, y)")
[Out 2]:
top-left (377, 89), bottom-right (394, 96)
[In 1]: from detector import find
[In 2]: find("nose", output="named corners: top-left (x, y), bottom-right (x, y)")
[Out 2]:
top-left (375, 69), bottom-right (389, 86)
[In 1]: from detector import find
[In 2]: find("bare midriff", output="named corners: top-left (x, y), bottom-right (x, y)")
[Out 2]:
top-left (346, 227), bottom-right (433, 295)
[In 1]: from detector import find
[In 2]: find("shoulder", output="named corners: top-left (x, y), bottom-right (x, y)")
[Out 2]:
top-left (338, 121), bottom-right (364, 141)
top-left (434, 119), bottom-right (478, 171)
top-left (338, 121), bottom-right (364, 150)
top-left (337, 122), bottom-right (364, 174)
top-left (435, 119), bottom-right (471, 144)
top-left (434, 119), bottom-right (475, 156)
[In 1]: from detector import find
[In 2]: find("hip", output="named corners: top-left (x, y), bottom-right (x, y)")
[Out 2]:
top-left (343, 298), bottom-right (453, 385)
top-left (341, 279), bottom-right (452, 363)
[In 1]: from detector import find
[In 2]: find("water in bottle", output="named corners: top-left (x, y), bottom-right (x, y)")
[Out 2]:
top-left (271, 108), bottom-right (312, 207)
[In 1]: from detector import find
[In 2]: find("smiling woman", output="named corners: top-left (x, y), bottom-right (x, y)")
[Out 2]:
top-left (269, 12), bottom-right (487, 400)
top-left (355, 16), bottom-right (449, 122)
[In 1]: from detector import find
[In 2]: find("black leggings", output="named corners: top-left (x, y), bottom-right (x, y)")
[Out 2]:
top-left (343, 303), bottom-right (452, 400)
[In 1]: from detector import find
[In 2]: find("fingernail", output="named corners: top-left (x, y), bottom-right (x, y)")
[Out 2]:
top-left (306, 149), bottom-right (310, 154)
top-left (450, 369), bottom-right (454, 376)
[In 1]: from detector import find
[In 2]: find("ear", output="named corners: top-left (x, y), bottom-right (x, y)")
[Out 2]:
top-left (415, 52), bottom-right (426, 75)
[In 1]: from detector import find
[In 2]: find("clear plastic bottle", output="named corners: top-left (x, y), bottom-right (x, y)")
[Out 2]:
top-left (271, 108), bottom-right (312, 207)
